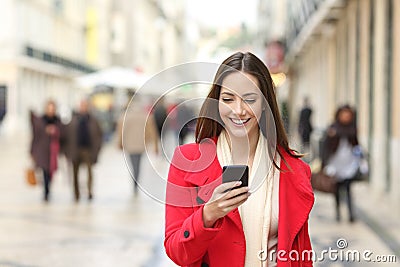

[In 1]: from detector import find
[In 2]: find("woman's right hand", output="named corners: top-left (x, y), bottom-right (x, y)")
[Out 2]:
top-left (202, 181), bottom-right (250, 228)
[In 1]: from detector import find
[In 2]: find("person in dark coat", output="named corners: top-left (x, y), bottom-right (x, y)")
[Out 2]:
top-left (64, 99), bottom-right (103, 202)
top-left (153, 97), bottom-right (168, 138)
top-left (298, 97), bottom-right (313, 153)
top-left (30, 100), bottom-right (62, 202)
top-left (176, 102), bottom-right (195, 145)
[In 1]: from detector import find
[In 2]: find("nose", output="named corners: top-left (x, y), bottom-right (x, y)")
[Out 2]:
top-left (232, 99), bottom-right (246, 116)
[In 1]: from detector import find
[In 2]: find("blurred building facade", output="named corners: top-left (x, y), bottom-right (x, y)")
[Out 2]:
top-left (0, 0), bottom-right (112, 134)
top-left (257, 0), bottom-right (287, 43)
top-left (0, 0), bottom-right (190, 135)
top-left (283, 0), bottom-right (399, 205)
top-left (110, 0), bottom-right (188, 73)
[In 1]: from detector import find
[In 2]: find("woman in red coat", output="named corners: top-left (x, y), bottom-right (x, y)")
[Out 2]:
top-left (164, 52), bottom-right (314, 267)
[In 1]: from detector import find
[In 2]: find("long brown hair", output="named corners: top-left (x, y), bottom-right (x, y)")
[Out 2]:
top-left (195, 52), bottom-right (300, 169)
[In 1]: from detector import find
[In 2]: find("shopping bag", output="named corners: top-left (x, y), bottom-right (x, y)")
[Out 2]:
top-left (311, 171), bottom-right (337, 193)
top-left (26, 168), bottom-right (37, 186)
top-left (351, 145), bottom-right (369, 182)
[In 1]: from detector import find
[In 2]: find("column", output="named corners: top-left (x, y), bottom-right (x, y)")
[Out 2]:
top-left (370, 0), bottom-right (388, 193)
top-left (390, 0), bottom-right (400, 207)
top-left (358, 0), bottom-right (371, 146)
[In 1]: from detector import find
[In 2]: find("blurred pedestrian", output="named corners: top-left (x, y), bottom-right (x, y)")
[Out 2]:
top-left (0, 106), bottom-right (5, 122)
top-left (65, 99), bottom-right (103, 202)
top-left (104, 104), bottom-right (116, 142)
top-left (281, 101), bottom-right (290, 133)
top-left (176, 101), bottom-right (195, 145)
top-left (117, 96), bottom-right (159, 194)
top-left (298, 97), bottom-right (313, 154)
top-left (164, 52), bottom-right (314, 266)
top-left (30, 100), bottom-right (62, 202)
top-left (321, 104), bottom-right (359, 222)
top-left (153, 97), bottom-right (167, 138)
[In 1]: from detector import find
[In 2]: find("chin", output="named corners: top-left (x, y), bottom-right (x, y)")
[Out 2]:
top-left (225, 127), bottom-right (252, 140)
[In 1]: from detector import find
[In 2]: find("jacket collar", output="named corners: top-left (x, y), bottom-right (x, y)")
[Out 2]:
top-left (183, 138), bottom-right (219, 187)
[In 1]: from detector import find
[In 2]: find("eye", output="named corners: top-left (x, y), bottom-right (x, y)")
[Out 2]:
top-left (244, 99), bottom-right (256, 104)
top-left (221, 98), bottom-right (234, 102)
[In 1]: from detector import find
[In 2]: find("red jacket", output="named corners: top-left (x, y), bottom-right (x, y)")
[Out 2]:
top-left (164, 139), bottom-right (314, 267)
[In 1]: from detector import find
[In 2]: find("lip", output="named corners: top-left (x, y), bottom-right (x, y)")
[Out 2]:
top-left (229, 118), bottom-right (250, 126)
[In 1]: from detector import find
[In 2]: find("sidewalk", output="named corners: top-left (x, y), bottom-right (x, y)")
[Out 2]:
top-left (0, 133), bottom-right (177, 267)
top-left (353, 182), bottom-right (400, 259)
top-left (309, 184), bottom-right (399, 266)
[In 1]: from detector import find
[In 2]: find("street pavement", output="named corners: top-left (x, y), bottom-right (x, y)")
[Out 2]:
top-left (310, 187), bottom-right (398, 266)
top-left (0, 132), bottom-right (399, 266)
top-left (0, 132), bottom-right (177, 267)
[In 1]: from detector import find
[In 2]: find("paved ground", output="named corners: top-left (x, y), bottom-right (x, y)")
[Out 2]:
top-left (310, 188), bottom-right (398, 266)
top-left (0, 132), bottom-right (177, 267)
top-left (0, 132), bottom-right (399, 266)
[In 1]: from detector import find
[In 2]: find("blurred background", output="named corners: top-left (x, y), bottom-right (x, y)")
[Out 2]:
top-left (0, 0), bottom-right (399, 266)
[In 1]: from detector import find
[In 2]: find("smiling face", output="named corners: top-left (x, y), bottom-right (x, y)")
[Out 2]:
top-left (218, 71), bottom-right (263, 140)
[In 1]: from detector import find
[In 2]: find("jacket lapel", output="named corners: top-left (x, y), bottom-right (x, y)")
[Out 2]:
top-left (183, 140), bottom-right (221, 205)
top-left (183, 140), bottom-right (244, 230)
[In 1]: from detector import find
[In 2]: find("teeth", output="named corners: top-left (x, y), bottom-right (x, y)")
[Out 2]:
top-left (231, 118), bottom-right (249, 125)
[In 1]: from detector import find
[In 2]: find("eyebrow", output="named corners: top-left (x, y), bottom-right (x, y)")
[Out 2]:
top-left (220, 92), bottom-right (258, 97)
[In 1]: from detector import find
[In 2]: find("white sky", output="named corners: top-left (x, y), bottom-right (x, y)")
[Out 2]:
top-left (186, 0), bottom-right (258, 29)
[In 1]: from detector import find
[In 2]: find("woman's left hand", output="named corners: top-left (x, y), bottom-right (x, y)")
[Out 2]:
top-left (202, 181), bottom-right (250, 228)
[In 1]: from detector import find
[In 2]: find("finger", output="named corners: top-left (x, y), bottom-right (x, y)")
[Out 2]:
top-left (216, 181), bottom-right (242, 193)
top-left (208, 182), bottom-right (245, 203)
top-left (225, 186), bottom-right (250, 199)
top-left (214, 185), bottom-right (249, 202)
top-left (227, 196), bottom-right (249, 210)
top-left (217, 196), bottom-right (249, 215)
top-left (219, 192), bottom-right (251, 210)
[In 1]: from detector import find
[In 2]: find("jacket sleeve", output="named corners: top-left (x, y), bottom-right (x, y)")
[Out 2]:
top-left (164, 147), bottom-right (224, 266)
top-left (29, 112), bottom-right (45, 161)
top-left (302, 164), bottom-right (313, 266)
top-left (301, 220), bottom-right (313, 266)
top-left (92, 116), bottom-right (103, 161)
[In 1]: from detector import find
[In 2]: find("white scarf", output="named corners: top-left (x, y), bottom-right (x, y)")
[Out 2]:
top-left (217, 130), bottom-right (279, 267)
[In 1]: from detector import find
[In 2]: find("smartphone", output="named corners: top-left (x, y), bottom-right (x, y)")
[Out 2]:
top-left (222, 165), bottom-right (249, 189)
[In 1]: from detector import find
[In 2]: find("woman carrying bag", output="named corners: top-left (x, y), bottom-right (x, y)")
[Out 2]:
top-left (321, 105), bottom-right (361, 222)
top-left (30, 100), bottom-right (62, 202)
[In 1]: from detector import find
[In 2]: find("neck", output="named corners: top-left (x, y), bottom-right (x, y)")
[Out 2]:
top-left (226, 131), bottom-right (259, 165)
